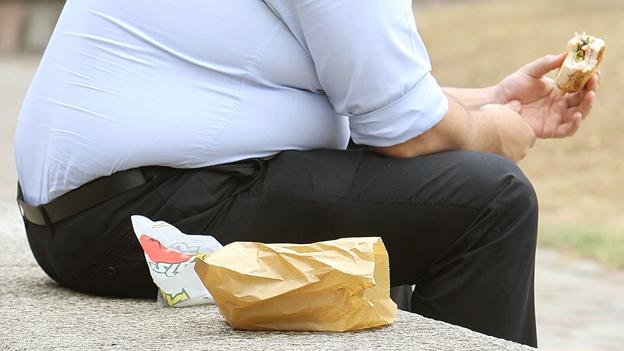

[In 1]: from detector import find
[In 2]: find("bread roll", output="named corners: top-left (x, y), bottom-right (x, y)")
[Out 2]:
top-left (554, 33), bottom-right (605, 94)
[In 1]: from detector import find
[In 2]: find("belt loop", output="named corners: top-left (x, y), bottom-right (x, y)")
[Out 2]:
top-left (39, 206), bottom-right (55, 236)
top-left (139, 166), bottom-right (158, 182)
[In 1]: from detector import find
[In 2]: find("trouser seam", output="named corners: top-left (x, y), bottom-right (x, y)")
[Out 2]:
top-left (252, 188), bottom-right (486, 213)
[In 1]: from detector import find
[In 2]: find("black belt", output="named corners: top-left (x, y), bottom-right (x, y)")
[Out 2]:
top-left (17, 168), bottom-right (147, 226)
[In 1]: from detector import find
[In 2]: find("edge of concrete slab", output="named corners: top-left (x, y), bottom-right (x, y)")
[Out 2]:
top-left (0, 201), bottom-right (534, 350)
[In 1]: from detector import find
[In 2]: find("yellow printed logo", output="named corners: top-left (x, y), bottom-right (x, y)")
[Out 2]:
top-left (195, 252), bottom-right (212, 261)
top-left (160, 289), bottom-right (190, 306)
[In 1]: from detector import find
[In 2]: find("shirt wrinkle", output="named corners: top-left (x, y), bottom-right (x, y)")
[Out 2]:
top-left (15, 0), bottom-right (446, 205)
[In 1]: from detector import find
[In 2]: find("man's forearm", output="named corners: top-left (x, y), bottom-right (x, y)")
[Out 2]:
top-left (373, 93), bottom-right (534, 162)
top-left (373, 94), bottom-right (487, 158)
top-left (443, 86), bottom-right (503, 110)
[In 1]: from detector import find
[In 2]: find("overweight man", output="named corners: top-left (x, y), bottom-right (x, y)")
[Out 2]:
top-left (14, 1), bottom-right (598, 347)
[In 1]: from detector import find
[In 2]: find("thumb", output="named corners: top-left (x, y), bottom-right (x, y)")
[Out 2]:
top-left (506, 100), bottom-right (522, 113)
top-left (521, 52), bottom-right (567, 78)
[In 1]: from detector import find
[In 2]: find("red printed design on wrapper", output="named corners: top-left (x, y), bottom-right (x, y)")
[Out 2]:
top-left (139, 234), bottom-right (194, 277)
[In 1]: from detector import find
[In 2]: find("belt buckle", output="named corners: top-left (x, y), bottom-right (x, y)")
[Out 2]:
top-left (17, 198), bottom-right (47, 226)
top-left (17, 199), bottom-right (25, 217)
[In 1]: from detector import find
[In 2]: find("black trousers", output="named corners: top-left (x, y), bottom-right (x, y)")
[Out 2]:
top-left (23, 149), bottom-right (538, 346)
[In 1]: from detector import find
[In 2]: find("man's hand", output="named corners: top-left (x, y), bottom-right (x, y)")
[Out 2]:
top-left (376, 52), bottom-right (598, 162)
top-left (496, 53), bottom-right (599, 138)
top-left (476, 101), bottom-right (536, 162)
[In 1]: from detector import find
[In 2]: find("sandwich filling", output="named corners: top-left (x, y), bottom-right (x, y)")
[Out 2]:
top-left (567, 32), bottom-right (605, 71)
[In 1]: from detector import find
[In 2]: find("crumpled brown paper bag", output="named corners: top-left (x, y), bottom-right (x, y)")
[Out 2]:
top-left (194, 237), bottom-right (397, 331)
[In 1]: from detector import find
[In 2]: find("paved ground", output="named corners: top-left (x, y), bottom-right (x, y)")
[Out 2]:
top-left (2, 57), bottom-right (623, 350)
top-left (536, 250), bottom-right (624, 350)
top-left (0, 202), bottom-right (533, 351)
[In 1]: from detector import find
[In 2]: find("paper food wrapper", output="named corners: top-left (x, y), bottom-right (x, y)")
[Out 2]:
top-left (131, 215), bottom-right (223, 307)
top-left (195, 237), bottom-right (397, 331)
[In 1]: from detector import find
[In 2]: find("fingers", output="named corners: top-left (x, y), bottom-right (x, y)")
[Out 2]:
top-left (556, 112), bottom-right (582, 137)
top-left (571, 90), bottom-right (596, 119)
top-left (587, 73), bottom-right (600, 92)
top-left (566, 73), bottom-right (599, 107)
top-left (505, 100), bottom-right (522, 113)
top-left (566, 90), bottom-right (584, 107)
top-left (506, 100), bottom-right (536, 148)
top-left (521, 52), bottom-right (567, 79)
top-left (529, 128), bottom-right (537, 148)
top-left (541, 96), bottom-right (565, 137)
top-left (550, 89), bottom-right (593, 138)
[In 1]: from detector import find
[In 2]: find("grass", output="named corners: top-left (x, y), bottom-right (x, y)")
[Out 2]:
top-left (539, 223), bottom-right (624, 268)
top-left (414, 0), bottom-right (624, 268)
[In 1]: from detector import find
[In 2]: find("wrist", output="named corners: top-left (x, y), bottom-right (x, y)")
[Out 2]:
top-left (490, 82), bottom-right (512, 105)
top-left (466, 109), bottom-right (501, 154)
top-left (489, 83), bottom-right (508, 105)
top-left (443, 86), bottom-right (503, 110)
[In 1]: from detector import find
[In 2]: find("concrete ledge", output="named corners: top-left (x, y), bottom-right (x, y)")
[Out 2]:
top-left (0, 202), bottom-right (534, 350)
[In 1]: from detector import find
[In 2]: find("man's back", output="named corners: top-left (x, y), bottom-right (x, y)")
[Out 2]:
top-left (15, 0), bottom-right (349, 205)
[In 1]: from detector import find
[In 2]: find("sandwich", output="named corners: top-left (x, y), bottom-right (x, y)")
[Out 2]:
top-left (554, 32), bottom-right (605, 93)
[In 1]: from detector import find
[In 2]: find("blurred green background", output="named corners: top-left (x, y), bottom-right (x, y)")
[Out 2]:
top-left (414, 0), bottom-right (624, 269)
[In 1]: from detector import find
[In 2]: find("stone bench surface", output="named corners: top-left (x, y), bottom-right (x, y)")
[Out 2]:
top-left (0, 202), bottom-right (534, 350)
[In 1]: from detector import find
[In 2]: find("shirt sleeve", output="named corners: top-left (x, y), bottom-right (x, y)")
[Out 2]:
top-left (264, 0), bottom-right (448, 147)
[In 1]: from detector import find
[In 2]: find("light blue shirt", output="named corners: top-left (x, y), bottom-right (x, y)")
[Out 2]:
top-left (15, 0), bottom-right (448, 206)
